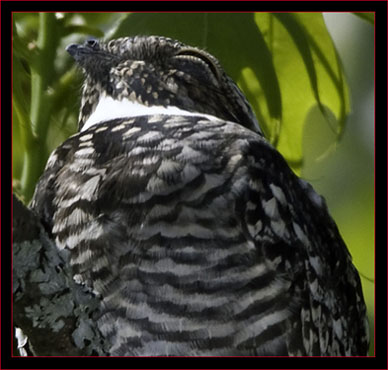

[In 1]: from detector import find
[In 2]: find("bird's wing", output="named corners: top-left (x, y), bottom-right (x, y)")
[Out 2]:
top-left (239, 135), bottom-right (369, 356)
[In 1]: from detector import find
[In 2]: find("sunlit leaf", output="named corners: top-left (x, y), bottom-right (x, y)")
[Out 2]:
top-left (353, 12), bottom-right (374, 25)
top-left (252, 13), bottom-right (350, 171)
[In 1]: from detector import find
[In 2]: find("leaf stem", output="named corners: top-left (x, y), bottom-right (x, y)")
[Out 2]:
top-left (30, 13), bottom-right (57, 138)
top-left (20, 13), bottom-right (59, 202)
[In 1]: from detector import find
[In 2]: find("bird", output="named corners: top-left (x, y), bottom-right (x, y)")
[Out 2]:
top-left (30, 35), bottom-right (369, 356)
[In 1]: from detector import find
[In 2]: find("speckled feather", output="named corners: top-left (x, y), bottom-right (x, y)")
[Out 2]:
top-left (31, 36), bottom-right (368, 356)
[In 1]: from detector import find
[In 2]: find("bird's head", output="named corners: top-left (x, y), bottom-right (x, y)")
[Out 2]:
top-left (67, 35), bottom-right (261, 133)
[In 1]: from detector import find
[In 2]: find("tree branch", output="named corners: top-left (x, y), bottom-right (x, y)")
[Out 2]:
top-left (12, 195), bottom-right (109, 356)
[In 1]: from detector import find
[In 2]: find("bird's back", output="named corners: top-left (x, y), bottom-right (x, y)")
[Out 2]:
top-left (30, 35), bottom-right (369, 356)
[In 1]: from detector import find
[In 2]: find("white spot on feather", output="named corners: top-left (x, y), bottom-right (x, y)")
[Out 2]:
top-left (79, 133), bottom-right (93, 141)
top-left (293, 222), bottom-right (309, 246)
top-left (75, 147), bottom-right (95, 157)
top-left (80, 175), bottom-right (100, 201)
top-left (333, 318), bottom-right (343, 339)
top-left (46, 152), bottom-right (58, 167)
top-left (122, 126), bottom-right (141, 139)
top-left (137, 130), bottom-right (163, 144)
top-left (270, 184), bottom-right (287, 205)
top-left (262, 197), bottom-right (279, 219)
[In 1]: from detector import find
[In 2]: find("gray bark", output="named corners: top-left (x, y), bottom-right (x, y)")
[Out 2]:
top-left (12, 195), bottom-right (109, 356)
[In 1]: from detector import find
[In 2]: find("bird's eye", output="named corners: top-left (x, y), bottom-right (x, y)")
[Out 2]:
top-left (174, 48), bottom-right (222, 83)
top-left (85, 38), bottom-right (99, 49)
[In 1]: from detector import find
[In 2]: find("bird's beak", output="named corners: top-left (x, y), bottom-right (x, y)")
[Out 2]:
top-left (66, 43), bottom-right (81, 59)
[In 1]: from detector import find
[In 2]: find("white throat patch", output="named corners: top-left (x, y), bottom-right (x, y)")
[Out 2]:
top-left (81, 96), bottom-right (222, 132)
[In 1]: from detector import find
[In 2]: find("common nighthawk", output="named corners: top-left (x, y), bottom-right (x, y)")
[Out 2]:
top-left (31, 35), bottom-right (369, 356)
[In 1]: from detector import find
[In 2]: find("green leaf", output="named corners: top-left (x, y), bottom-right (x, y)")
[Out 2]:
top-left (353, 12), bottom-right (374, 25)
top-left (253, 13), bottom-right (350, 171)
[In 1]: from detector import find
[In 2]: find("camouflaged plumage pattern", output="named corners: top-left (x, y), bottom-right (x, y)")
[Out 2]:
top-left (31, 36), bottom-right (369, 356)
